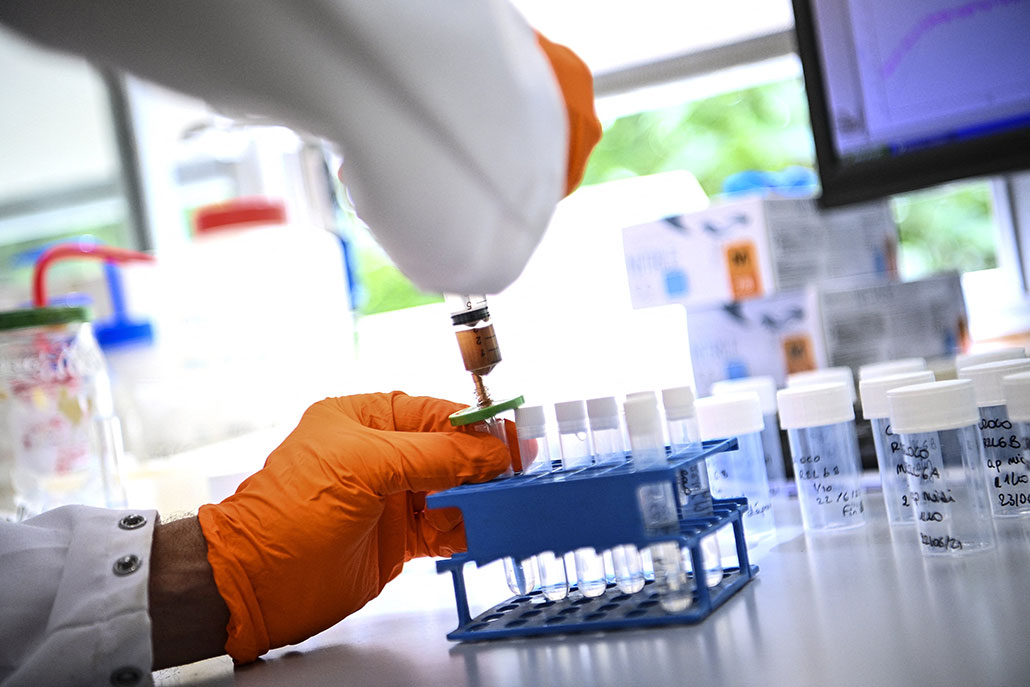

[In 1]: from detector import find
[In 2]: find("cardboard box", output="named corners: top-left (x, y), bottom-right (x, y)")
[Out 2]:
top-left (686, 288), bottom-right (827, 395)
top-left (819, 272), bottom-right (970, 370)
top-left (623, 195), bottom-right (898, 309)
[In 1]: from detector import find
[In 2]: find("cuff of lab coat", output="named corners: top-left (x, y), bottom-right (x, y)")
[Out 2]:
top-left (3, 506), bottom-right (157, 687)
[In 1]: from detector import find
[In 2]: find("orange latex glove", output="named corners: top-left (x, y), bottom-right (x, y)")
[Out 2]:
top-left (535, 32), bottom-right (603, 195)
top-left (196, 392), bottom-right (510, 663)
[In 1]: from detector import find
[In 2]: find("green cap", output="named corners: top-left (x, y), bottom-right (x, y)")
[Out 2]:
top-left (0, 306), bottom-right (91, 332)
top-left (449, 395), bottom-right (525, 426)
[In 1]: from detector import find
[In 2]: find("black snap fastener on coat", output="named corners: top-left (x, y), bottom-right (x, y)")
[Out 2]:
top-left (110, 665), bottom-right (142, 686)
top-left (118, 513), bottom-right (147, 530)
top-left (112, 554), bottom-right (142, 576)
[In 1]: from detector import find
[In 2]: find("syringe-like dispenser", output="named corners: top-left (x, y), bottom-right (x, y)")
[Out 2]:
top-left (449, 294), bottom-right (503, 407)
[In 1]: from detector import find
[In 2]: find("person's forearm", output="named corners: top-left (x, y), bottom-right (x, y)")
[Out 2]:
top-left (148, 516), bottom-right (229, 670)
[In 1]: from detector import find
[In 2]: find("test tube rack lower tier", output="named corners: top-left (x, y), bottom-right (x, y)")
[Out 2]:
top-left (428, 439), bottom-right (758, 642)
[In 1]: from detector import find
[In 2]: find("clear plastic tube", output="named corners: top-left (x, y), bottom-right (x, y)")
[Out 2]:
top-left (664, 410), bottom-right (722, 588)
top-left (484, 415), bottom-right (538, 594)
top-left (555, 400), bottom-right (607, 598)
top-left (624, 396), bottom-right (693, 612)
top-left (536, 551), bottom-right (570, 600)
top-left (586, 396), bottom-right (644, 592)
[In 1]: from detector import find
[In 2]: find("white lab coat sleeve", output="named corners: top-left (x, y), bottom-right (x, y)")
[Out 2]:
top-left (0, 506), bottom-right (157, 687)
top-left (0, 1), bottom-right (568, 295)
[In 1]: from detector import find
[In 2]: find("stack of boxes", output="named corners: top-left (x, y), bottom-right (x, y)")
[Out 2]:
top-left (622, 194), bottom-right (969, 395)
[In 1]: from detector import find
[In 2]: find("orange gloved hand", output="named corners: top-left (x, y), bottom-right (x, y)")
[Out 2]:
top-left (196, 392), bottom-right (510, 663)
top-left (535, 32), bottom-right (603, 195)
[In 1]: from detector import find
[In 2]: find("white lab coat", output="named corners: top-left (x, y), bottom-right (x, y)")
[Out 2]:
top-left (0, 1), bottom-right (569, 683)
top-left (0, 0), bottom-right (568, 296)
top-left (0, 507), bottom-right (157, 687)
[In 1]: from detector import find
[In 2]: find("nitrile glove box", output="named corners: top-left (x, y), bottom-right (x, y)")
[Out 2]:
top-left (623, 195), bottom-right (898, 308)
top-left (686, 288), bottom-right (827, 395)
top-left (819, 272), bottom-right (969, 370)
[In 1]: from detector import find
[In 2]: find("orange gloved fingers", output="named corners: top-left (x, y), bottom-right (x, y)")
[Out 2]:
top-left (197, 392), bottom-right (510, 664)
top-left (535, 31), bottom-right (603, 195)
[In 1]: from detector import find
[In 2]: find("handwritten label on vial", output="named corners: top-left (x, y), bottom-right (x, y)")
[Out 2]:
top-left (900, 437), bottom-right (964, 552)
top-left (794, 452), bottom-right (863, 521)
top-left (978, 410), bottom-right (1030, 513)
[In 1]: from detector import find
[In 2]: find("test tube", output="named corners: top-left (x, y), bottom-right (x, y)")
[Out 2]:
top-left (515, 405), bottom-right (568, 600)
top-left (887, 380), bottom-right (996, 555)
top-left (858, 357), bottom-right (927, 381)
top-left (777, 383), bottom-right (866, 532)
top-left (710, 376), bottom-right (787, 493)
top-left (585, 396), bottom-right (644, 593)
top-left (586, 396), bottom-right (627, 467)
top-left (958, 358), bottom-right (1030, 517)
top-left (1001, 372), bottom-right (1030, 516)
top-left (555, 400), bottom-right (607, 598)
top-left (661, 386), bottom-right (722, 587)
top-left (624, 395), bottom-right (693, 612)
top-left (695, 393), bottom-right (775, 547)
top-left (859, 370), bottom-right (936, 526)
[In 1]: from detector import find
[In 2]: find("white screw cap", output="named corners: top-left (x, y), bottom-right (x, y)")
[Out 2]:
top-left (586, 396), bottom-right (619, 431)
top-left (1002, 371), bottom-right (1030, 423)
top-left (515, 405), bottom-right (548, 439)
top-left (661, 386), bottom-right (696, 421)
top-left (859, 370), bottom-right (936, 419)
top-left (777, 383), bottom-right (855, 429)
top-left (958, 358), bottom-right (1030, 407)
top-left (554, 400), bottom-right (588, 433)
top-left (955, 347), bottom-right (1025, 372)
top-left (887, 380), bottom-right (979, 434)
top-left (710, 376), bottom-right (777, 415)
top-left (787, 367), bottom-right (856, 404)
top-left (623, 395), bottom-right (663, 440)
top-left (695, 393), bottom-right (764, 440)
top-left (858, 357), bottom-right (927, 380)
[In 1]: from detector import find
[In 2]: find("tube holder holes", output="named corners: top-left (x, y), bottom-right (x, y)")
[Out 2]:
top-left (584, 613), bottom-right (607, 621)
top-left (520, 609), bottom-right (543, 618)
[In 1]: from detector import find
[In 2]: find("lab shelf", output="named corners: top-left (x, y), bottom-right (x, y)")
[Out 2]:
top-left (428, 439), bottom-right (759, 641)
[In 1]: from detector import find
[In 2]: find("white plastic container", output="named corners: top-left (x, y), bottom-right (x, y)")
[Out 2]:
top-left (787, 366), bottom-right (857, 405)
top-left (955, 347), bottom-right (1025, 373)
top-left (515, 405), bottom-right (554, 475)
top-left (958, 358), bottom-right (1030, 517)
top-left (710, 376), bottom-right (786, 491)
top-left (695, 393), bottom-right (774, 545)
top-left (586, 396), bottom-right (626, 467)
top-left (887, 380), bottom-right (996, 556)
top-left (1001, 372), bottom-right (1030, 516)
top-left (859, 370), bottom-right (936, 526)
top-left (777, 383), bottom-right (866, 532)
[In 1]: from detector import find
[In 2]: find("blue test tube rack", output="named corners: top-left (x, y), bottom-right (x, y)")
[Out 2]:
top-left (427, 439), bottom-right (758, 641)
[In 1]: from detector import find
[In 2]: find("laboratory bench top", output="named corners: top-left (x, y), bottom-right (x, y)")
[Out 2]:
top-left (154, 491), bottom-right (1030, 687)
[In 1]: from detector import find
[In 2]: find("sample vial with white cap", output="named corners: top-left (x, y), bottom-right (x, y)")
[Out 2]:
top-left (661, 386), bottom-right (713, 517)
top-left (554, 400), bottom-right (607, 597)
top-left (711, 376), bottom-right (786, 491)
top-left (1001, 372), bottom-right (1030, 515)
top-left (624, 395), bottom-right (693, 611)
top-left (514, 406), bottom-right (568, 600)
top-left (887, 380), bottom-right (996, 555)
top-left (587, 396), bottom-right (627, 467)
top-left (515, 405), bottom-right (554, 475)
top-left (695, 393), bottom-right (774, 545)
top-left (858, 357), bottom-right (927, 380)
top-left (859, 370), bottom-right (936, 525)
top-left (777, 383), bottom-right (866, 531)
top-left (959, 358), bottom-right (1030, 517)
top-left (955, 347), bottom-right (1026, 373)
top-left (585, 395), bottom-right (644, 593)
top-left (787, 367), bottom-right (857, 405)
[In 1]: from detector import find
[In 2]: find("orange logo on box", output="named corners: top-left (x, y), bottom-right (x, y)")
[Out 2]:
top-left (724, 240), bottom-right (762, 300)
top-left (782, 334), bottom-right (816, 374)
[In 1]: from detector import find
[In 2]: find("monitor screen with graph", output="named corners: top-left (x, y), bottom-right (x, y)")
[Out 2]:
top-left (792, 0), bottom-right (1030, 206)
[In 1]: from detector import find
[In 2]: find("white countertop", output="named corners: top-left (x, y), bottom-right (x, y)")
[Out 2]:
top-left (154, 489), bottom-right (1030, 687)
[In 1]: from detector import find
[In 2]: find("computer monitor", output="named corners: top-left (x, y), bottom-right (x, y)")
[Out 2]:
top-left (792, 0), bottom-right (1030, 207)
